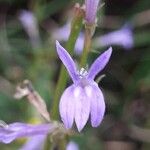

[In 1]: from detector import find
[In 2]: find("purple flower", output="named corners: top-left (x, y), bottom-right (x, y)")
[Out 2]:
top-left (52, 22), bottom-right (71, 41)
top-left (19, 10), bottom-right (41, 48)
top-left (74, 33), bottom-right (84, 55)
top-left (85, 0), bottom-right (100, 24)
top-left (0, 122), bottom-right (55, 144)
top-left (66, 141), bottom-right (79, 150)
top-left (94, 25), bottom-right (133, 49)
top-left (56, 41), bottom-right (112, 131)
top-left (19, 135), bottom-right (46, 150)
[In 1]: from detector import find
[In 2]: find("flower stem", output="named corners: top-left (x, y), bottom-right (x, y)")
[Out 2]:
top-left (80, 27), bottom-right (92, 67)
top-left (80, 21), bottom-right (98, 68)
top-left (44, 136), bottom-right (51, 150)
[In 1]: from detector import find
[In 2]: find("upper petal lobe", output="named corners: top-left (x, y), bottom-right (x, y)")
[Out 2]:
top-left (56, 41), bottom-right (79, 82)
top-left (87, 47), bottom-right (112, 80)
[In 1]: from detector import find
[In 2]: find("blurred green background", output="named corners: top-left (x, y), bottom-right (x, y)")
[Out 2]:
top-left (0, 0), bottom-right (150, 149)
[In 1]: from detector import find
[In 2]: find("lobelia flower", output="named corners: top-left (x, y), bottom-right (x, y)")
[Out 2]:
top-left (85, 0), bottom-right (100, 25)
top-left (94, 24), bottom-right (133, 50)
top-left (56, 41), bottom-right (112, 131)
top-left (0, 122), bottom-right (56, 144)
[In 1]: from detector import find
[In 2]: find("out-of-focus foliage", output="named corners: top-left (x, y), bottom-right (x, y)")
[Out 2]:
top-left (0, 0), bottom-right (150, 149)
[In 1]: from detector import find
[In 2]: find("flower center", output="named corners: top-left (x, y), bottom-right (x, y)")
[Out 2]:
top-left (78, 68), bottom-right (88, 78)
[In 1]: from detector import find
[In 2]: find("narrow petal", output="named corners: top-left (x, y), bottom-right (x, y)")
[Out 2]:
top-left (90, 83), bottom-right (105, 127)
top-left (59, 85), bottom-right (75, 129)
top-left (74, 86), bottom-right (91, 132)
top-left (19, 135), bottom-right (46, 150)
top-left (56, 41), bottom-right (79, 82)
top-left (87, 47), bottom-right (112, 80)
top-left (0, 123), bottom-right (54, 143)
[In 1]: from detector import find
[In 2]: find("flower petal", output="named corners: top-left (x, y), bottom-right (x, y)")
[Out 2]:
top-left (0, 123), bottom-right (54, 143)
top-left (19, 135), bottom-right (46, 150)
top-left (19, 10), bottom-right (41, 49)
top-left (75, 33), bottom-right (84, 55)
top-left (74, 86), bottom-right (91, 132)
top-left (95, 24), bottom-right (133, 50)
top-left (59, 85), bottom-right (75, 129)
top-left (66, 141), bottom-right (79, 150)
top-left (56, 41), bottom-right (79, 82)
top-left (87, 47), bottom-right (112, 80)
top-left (52, 22), bottom-right (70, 41)
top-left (90, 83), bottom-right (105, 127)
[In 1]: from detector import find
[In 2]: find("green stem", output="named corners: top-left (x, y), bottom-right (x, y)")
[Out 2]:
top-left (80, 27), bottom-right (92, 67)
top-left (44, 136), bottom-right (51, 150)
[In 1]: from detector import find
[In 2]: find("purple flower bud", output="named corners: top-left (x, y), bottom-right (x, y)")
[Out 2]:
top-left (56, 41), bottom-right (112, 131)
top-left (66, 141), bottom-right (79, 150)
top-left (94, 25), bottom-right (133, 49)
top-left (0, 122), bottom-right (54, 143)
top-left (85, 0), bottom-right (100, 24)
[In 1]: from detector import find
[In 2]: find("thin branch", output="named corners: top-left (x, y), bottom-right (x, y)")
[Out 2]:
top-left (14, 80), bottom-right (51, 122)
